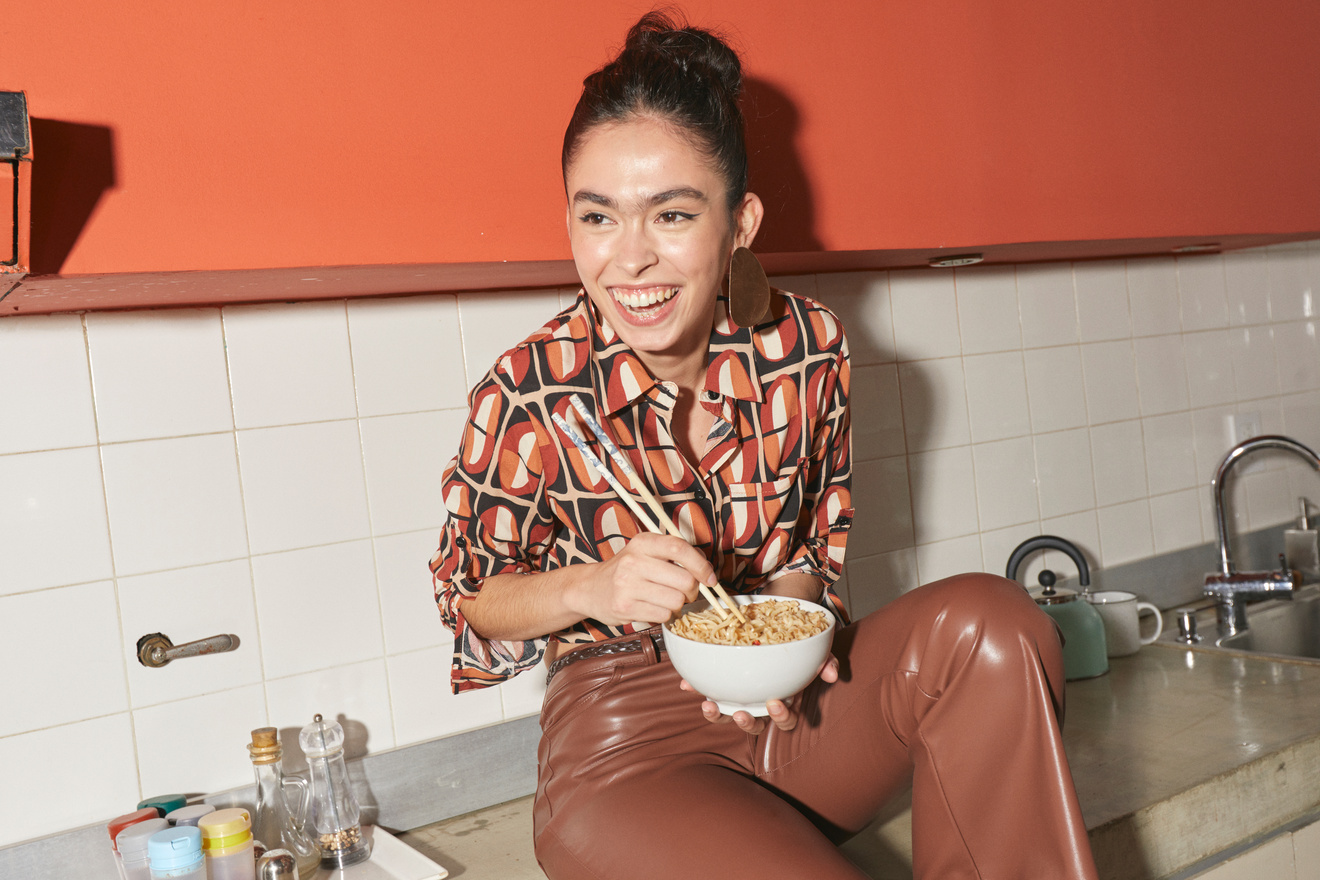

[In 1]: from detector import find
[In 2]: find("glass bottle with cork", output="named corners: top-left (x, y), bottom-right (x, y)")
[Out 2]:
top-left (247, 726), bottom-right (319, 877)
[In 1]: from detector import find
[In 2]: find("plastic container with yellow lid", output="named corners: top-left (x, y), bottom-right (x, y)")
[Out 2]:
top-left (197, 808), bottom-right (255, 880)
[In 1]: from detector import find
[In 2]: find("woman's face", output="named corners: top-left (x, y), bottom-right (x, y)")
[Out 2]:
top-left (565, 116), bottom-right (762, 369)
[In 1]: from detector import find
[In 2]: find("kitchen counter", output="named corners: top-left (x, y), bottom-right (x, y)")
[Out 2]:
top-left (399, 643), bottom-right (1320, 879)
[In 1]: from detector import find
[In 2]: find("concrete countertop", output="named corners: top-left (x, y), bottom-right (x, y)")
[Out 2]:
top-left (400, 643), bottom-right (1320, 880)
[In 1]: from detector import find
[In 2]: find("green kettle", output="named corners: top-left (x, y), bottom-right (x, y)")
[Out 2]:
top-left (1006, 536), bottom-right (1109, 681)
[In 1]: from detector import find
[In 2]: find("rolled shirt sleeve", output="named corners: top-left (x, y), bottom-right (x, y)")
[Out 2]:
top-left (430, 367), bottom-right (558, 691)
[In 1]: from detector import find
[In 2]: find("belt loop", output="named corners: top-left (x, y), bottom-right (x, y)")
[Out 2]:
top-left (640, 632), bottom-right (660, 666)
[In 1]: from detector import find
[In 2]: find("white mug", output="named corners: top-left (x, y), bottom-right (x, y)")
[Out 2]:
top-left (1085, 590), bottom-right (1163, 657)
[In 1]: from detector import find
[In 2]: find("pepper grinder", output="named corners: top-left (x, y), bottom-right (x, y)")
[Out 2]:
top-left (298, 714), bottom-right (371, 868)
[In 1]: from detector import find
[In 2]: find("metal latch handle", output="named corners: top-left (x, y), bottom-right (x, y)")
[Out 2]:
top-left (136, 632), bottom-right (240, 668)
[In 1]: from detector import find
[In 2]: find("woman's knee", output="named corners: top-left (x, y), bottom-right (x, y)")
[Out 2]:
top-left (909, 572), bottom-right (1062, 668)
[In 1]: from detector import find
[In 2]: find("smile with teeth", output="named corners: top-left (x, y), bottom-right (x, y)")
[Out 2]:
top-left (611, 286), bottom-right (678, 312)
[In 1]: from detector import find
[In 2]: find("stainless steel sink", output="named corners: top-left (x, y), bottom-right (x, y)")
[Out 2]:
top-left (1157, 584), bottom-right (1320, 662)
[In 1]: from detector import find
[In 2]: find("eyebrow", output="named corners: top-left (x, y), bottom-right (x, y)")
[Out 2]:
top-left (571, 187), bottom-right (709, 210)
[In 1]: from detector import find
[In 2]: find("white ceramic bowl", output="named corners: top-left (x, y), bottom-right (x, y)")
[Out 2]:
top-left (663, 594), bottom-right (836, 717)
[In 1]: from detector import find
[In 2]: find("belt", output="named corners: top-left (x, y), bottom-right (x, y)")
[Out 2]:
top-left (546, 629), bottom-right (666, 684)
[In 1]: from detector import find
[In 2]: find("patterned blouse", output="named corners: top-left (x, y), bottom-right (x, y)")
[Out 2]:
top-left (431, 288), bottom-right (854, 692)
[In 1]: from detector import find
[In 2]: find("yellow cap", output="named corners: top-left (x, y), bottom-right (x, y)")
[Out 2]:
top-left (197, 808), bottom-right (252, 853)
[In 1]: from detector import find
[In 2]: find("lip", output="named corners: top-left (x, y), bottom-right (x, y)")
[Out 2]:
top-left (606, 284), bottom-right (682, 326)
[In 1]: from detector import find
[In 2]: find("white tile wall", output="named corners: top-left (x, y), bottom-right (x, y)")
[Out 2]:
top-left (1127, 256), bottom-right (1181, 337)
top-left (1016, 263), bottom-right (1079, 348)
top-left (346, 295), bottom-right (469, 417)
top-left (0, 446), bottom-right (114, 594)
top-left (3, 242), bottom-right (1320, 848)
top-left (101, 433), bottom-right (249, 575)
top-left (1074, 259), bottom-right (1131, 342)
top-left (236, 421), bottom-right (371, 554)
top-left (953, 265), bottom-right (1021, 354)
top-left (0, 582), bottom-right (128, 737)
top-left (1023, 346), bottom-right (1088, 433)
top-left (85, 309), bottom-right (233, 443)
top-left (899, 358), bottom-right (970, 451)
top-left (0, 715), bottom-right (140, 847)
top-left (889, 269), bottom-right (961, 360)
top-left (223, 301), bottom-right (359, 429)
top-left (0, 313), bottom-right (97, 454)
top-left (263, 661), bottom-right (395, 761)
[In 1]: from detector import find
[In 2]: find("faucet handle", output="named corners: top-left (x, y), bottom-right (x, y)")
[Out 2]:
top-left (1175, 608), bottom-right (1202, 643)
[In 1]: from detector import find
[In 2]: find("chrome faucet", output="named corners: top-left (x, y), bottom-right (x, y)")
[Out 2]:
top-left (1206, 435), bottom-right (1320, 635)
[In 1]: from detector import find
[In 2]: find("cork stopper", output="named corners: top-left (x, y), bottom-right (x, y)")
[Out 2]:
top-left (248, 726), bottom-right (281, 764)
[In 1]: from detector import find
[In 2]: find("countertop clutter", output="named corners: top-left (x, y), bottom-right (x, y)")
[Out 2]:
top-left (399, 643), bottom-right (1320, 880)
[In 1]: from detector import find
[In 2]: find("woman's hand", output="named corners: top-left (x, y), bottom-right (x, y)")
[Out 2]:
top-left (679, 653), bottom-right (839, 734)
top-left (565, 532), bottom-right (719, 627)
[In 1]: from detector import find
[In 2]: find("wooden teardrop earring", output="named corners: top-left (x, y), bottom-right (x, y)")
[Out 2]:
top-left (728, 246), bottom-right (771, 328)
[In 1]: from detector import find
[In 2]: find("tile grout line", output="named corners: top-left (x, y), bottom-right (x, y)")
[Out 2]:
top-left (218, 303), bottom-right (273, 737)
top-left (83, 311), bottom-right (146, 804)
top-left (345, 298), bottom-right (403, 748)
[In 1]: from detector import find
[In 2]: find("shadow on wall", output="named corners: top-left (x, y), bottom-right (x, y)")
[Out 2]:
top-left (29, 118), bottom-right (116, 275)
top-left (744, 77), bottom-right (820, 254)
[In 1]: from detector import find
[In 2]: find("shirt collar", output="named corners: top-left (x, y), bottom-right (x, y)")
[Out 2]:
top-left (580, 289), bottom-right (766, 416)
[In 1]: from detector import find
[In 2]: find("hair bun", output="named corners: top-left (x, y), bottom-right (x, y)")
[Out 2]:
top-left (563, 10), bottom-right (750, 210)
top-left (623, 11), bottom-right (742, 102)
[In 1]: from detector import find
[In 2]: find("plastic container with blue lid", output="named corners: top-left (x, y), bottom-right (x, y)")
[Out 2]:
top-left (148, 826), bottom-right (205, 879)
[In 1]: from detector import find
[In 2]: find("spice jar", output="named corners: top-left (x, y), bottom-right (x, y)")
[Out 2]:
top-left (108, 808), bottom-right (161, 880)
top-left (298, 714), bottom-right (371, 868)
top-left (164, 804), bottom-right (215, 828)
top-left (198, 808), bottom-right (256, 880)
top-left (116, 818), bottom-right (170, 880)
top-left (138, 795), bottom-right (188, 818)
top-left (147, 826), bottom-right (205, 880)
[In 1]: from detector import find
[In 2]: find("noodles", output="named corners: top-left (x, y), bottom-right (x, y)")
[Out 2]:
top-left (669, 599), bottom-right (829, 646)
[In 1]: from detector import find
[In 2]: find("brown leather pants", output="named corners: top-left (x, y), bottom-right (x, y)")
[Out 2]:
top-left (532, 573), bottom-right (1099, 879)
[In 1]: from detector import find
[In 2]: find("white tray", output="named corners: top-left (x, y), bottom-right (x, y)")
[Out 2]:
top-left (309, 826), bottom-right (448, 880)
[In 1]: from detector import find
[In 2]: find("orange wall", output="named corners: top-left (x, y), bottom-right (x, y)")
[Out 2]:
top-left (7, 0), bottom-right (1320, 275)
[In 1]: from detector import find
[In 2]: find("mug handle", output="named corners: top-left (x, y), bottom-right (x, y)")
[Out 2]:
top-left (1137, 602), bottom-right (1163, 645)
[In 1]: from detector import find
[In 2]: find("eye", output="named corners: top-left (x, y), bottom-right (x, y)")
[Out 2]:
top-left (577, 212), bottom-right (611, 225)
top-left (657, 210), bottom-right (698, 224)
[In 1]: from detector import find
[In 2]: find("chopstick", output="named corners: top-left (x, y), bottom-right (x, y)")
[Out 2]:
top-left (567, 395), bottom-right (748, 625)
top-left (551, 412), bottom-right (660, 534)
top-left (551, 411), bottom-right (731, 621)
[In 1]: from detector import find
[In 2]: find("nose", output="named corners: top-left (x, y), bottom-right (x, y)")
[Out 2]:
top-left (614, 221), bottom-right (658, 277)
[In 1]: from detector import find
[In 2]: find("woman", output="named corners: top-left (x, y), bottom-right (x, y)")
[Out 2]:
top-left (431, 12), bottom-right (1098, 879)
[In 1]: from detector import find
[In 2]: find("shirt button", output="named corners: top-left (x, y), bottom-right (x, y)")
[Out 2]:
top-left (704, 390), bottom-right (719, 401)
top-left (693, 487), bottom-right (707, 502)
top-left (454, 535), bottom-right (467, 548)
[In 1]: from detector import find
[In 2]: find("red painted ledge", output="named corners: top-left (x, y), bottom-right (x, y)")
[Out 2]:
top-left (2, 232), bottom-right (1315, 317)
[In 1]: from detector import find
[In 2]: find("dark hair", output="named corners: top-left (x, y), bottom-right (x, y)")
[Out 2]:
top-left (562, 10), bottom-right (748, 211)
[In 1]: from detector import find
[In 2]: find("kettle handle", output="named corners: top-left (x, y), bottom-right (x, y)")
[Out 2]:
top-left (1005, 535), bottom-right (1090, 587)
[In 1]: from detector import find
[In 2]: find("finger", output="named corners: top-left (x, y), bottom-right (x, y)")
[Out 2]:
top-left (617, 552), bottom-right (711, 604)
top-left (820, 654), bottom-right (840, 683)
top-left (731, 710), bottom-right (766, 735)
top-left (766, 699), bottom-right (797, 732)
top-left (653, 535), bottom-right (720, 588)
top-left (701, 700), bottom-right (724, 724)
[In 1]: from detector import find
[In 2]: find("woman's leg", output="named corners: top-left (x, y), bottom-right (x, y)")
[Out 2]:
top-left (536, 761), bottom-right (870, 879)
top-left (533, 641), bottom-right (869, 879)
top-left (757, 573), bottom-right (1098, 880)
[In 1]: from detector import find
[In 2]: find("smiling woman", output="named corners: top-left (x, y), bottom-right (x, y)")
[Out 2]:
top-left (428, 11), bottom-right (1099, 880)
top-left (565, 116), bottom-right (762, 434)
